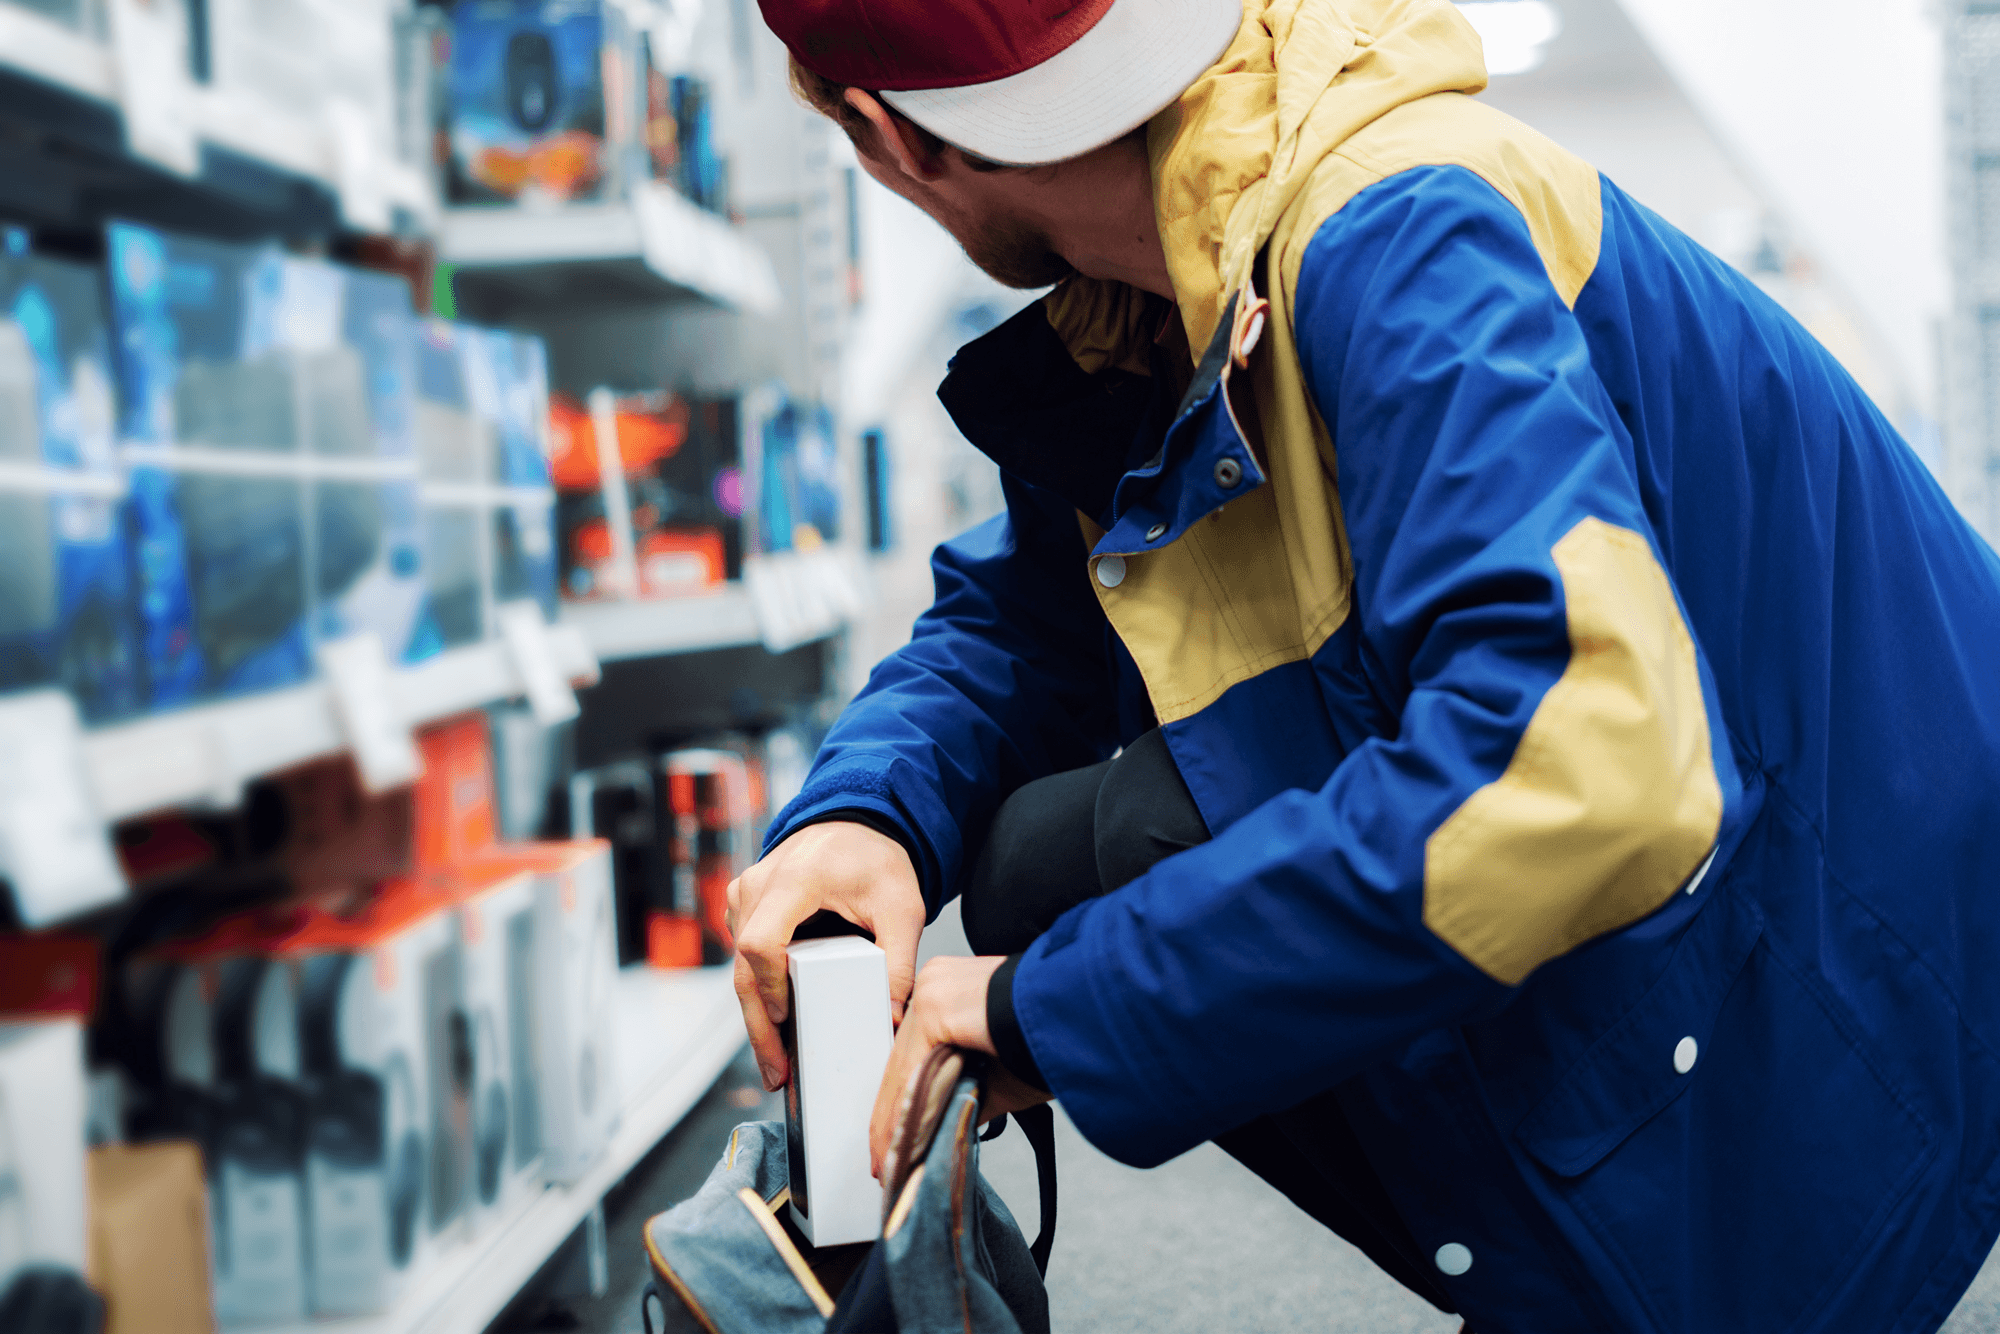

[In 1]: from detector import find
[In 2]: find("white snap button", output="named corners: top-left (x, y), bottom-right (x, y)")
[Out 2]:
top-left (1435, 1243), bottom-right (1473, 1277)
top-left (1214, 456), bottom-right (1244, 489)
top-left (1674, 1036), bottom-right (1698, 1074)
top-left (1096, 555), bottom-right (1127, 589)
top-left (1145, 522), bottom-right (1167, 542)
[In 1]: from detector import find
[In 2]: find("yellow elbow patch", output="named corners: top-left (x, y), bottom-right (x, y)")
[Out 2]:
top-left (1423, 518), bottom-right (1723, 985)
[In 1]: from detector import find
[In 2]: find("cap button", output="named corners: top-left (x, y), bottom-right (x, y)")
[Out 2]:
top-left (1096, 555), bottom-right (1127, 589)
top-left (1214, 457), bottom-right (1243, 489)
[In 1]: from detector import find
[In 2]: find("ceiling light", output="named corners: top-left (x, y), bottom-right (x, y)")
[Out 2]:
top-left (1455, 1), bottom-right (1563, 77)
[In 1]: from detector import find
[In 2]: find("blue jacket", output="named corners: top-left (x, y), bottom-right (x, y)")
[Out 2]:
top-left (769, 5), bottom-right (2000, 1329)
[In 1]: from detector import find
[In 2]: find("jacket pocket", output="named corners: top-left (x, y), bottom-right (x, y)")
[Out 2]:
top-left (1517, 891), bottom-right (1937, 1332)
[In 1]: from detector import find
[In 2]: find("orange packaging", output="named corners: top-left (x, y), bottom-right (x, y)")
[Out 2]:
top-left (414, 714), bottom-right (497, 870)
top-left (0, 932), bottom-right (99, 1017)
top-left (638, 528), bottom-right (726, 598)
top-left (548, 391), bottom-right (688, 491)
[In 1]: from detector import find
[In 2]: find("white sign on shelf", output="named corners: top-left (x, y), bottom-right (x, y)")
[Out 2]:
top-left (108, 0), bottom-right (199, 175)
top-left (0, 691), bottom-right (127, 928)
top-left (319, 632), bottom-right (422, 793)
top-left (498, 602), bottom-right (581, 727)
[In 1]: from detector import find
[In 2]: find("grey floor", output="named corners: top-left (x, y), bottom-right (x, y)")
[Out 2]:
top-left (500, 899), bottom-right (2000, 1332)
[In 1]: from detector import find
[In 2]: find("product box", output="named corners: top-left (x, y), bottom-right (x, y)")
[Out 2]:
top-left (285, 888), bottom-right (459, 1315)
top-left (415, 713), bottom-right (498, 870)
top-left (425, 862), bottom-right (543, 1225)
top-left (120, 918), bottom-right (312, 1327)
top-left (0, 1019), bottom-right (89, 1296)
top-left (464, 840), bottom-right (619, 1183)
top-left (446, 0), bottom-right (642, 206)
top-left (0, 931), bottom-right (98, 1018)
top-left (0, 239), bottom-right (142, 723)
top-left (657, 749), bottom-right (753, 967)
top-left (781, 938), bottom-right (892, 1248)
top-left (550, 389), bottom-right (738, 600)
top-left (567, 761), bottom-right (664, 966)
top-left (415, 319), bottom-right (558, 641)
top-left (86, 1142), bottom-right (216, 1334)
top-left (750, 397), bottom-right (843, 556)
top-left (313, 267), bottom-right (436, 667)
top-left (488, 700), bottom-right (555, 841)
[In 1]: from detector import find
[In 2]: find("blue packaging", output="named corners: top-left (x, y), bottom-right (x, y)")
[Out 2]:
top-left (448, 0), bottom-right (627, 205)
top-left (0, 239), bottom-right (144, 723)
top-left (313, 269), bottom-right (438, 666)
top-left (415, 320), bottom-right (557, 636)
top-left (755, 399), bottom-right (842, 554)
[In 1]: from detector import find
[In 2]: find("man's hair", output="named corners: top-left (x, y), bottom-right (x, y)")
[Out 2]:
top-left (788, 55), bottom-right (1007, 173)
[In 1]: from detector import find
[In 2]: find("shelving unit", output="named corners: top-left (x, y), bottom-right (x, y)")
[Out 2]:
top-left (266, 965), bottom-right (747, 1334)
top-left (82, 626), bottom-right (599, 822)
top-left (561, 549), bottom-right (865, 662)
top-left (440, 183), bottom-right (783, 316)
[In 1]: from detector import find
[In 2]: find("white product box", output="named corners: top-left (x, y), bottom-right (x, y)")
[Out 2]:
top-left (286, 891), bottom-right (458, 1317)
top-left (783, 937), bottom-right (894, 1248)
top-left (469, 842), bottom-right (620, 1183)
top-left (442, 863), bottom-right (544, 1229)
top-left (0, 1019), bottom-right (87, 1292)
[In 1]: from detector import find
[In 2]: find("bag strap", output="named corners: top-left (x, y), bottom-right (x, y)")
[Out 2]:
top-left (1010, 1104), bottom-right (1058, 1278)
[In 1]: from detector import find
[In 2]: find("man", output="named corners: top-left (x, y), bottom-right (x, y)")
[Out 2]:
top-left (728, 0), bottom-right (2000, 1328)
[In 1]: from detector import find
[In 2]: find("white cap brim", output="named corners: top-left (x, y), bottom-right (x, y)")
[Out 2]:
top-left (879, 0), bottom-right (1244, 167)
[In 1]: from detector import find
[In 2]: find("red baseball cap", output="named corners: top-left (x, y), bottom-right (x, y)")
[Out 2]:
top-left (762, 0), bottom-right (1244, 166)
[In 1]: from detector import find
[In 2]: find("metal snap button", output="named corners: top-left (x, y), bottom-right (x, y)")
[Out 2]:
top-left (1096, 555), bottom-right (1127, 589)
top-left (1674, 1037), bottom-right (1698, 1075)
top-left (1145, 522), bottom-right (1167, 542)
top-left (1435, 1243), bottom-right (1473, 1276)
top-left (1214, 457), bottom-right (1243, 489)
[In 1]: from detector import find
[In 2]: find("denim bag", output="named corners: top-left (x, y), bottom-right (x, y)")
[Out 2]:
top-left (641, 1049), bottom-right (1055, 1334)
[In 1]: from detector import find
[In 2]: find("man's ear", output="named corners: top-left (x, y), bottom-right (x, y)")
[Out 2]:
top-left (843, 88), bottom-right (942, 185)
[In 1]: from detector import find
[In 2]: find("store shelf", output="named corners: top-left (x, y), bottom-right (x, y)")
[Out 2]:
top-left (81, 624), bottom-right (599, 822)
top-left (270, 964), bottom-right (748, 1334)
top-left (561, 550), bottom-right (867, 662)
top-left (562, 586), bottom-right (764, 662)
top-left (439, 182), bottom-right (783, 317)
top-left (0, 6), bottom-right (115, 103)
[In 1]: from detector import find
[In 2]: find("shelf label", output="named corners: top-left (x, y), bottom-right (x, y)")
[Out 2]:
top-left (498, 602), bottom-right (580, 727)
top-left (108, 0), bottom-right (198, 176)
top-left (319, 633), bottom-right (422, 794)
top-left (0, 691), bottom-right (127, 928)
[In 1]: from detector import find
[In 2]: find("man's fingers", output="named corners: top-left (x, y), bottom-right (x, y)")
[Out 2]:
top-left (735, 880), bottom-right (823, 1027)
top-left (734, 954), bottom-right (788, 1090)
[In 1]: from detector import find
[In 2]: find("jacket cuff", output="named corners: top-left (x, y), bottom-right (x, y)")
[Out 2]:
top-left (764, 761), bottom-right (956, 918)
top-left (986, 953), bottom-right (1049, 1093)
top-left (782, 807), bottom-right (920, 881)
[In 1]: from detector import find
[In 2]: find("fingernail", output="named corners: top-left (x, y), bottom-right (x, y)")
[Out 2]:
top-left (765, 999), bottom-right (785, 1026)
top-left (761, 1063), bottom-right (781, 1090)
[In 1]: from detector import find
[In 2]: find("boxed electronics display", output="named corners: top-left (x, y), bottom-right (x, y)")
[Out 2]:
top-left (549, 389), bottom-right (739, 601)
top-left (465, 840), bottom-right (619, 1183)
top-left (750, 396), bottom-right (843, 556)
top-left (0, 1019), bottom-right (89, 1302)
top-left (285, 888), bottom-right (460, 1316)
top-left (0, 237), bottom-right (143, 724)
top-left (415, 713), bottom-right (499, 871)
top-left (121, 919), bottom-right (312, 1327)
top-left (106, 221), bottom-right (446, 703)
top-left (426, 862), bottom-right (544, 1226)
top-left (415, 319), bottom-right (558, 647)
top-left (656, 748), bottom-right (754, 967)
top-left (781, 937), bottom-right (892, 1248)
top-left (312, 267), bottom-right (436, 667)
top-left (446, 0), bottom-right (641, 206)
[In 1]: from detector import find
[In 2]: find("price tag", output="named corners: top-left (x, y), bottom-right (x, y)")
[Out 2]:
top-left (0, 691), bottom-right (127, 928)
top-left (498, 602), bottom-right (580, 727)
top-left (108, 0), bottom-right (199, 176)
top-left (319, 633), bottom-right (422, 794)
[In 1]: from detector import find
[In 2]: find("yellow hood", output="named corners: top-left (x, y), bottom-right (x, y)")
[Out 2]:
top-left (1146, 0), bottom-right (1489, 352)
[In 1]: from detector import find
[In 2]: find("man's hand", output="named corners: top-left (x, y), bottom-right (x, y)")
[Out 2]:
top-left (868, 955), bottom-right (1053, 1178)
top-left (728, 820), bottom-right (924, 1091)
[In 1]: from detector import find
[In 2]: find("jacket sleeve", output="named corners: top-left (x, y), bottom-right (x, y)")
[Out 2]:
top-left (763, 471), bottom-right (1122, 915)
top-left (1009, 164), bottom-right (1727, 1165)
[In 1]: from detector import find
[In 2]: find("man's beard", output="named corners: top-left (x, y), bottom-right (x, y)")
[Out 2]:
top-left (950, 204), bottom-right (1075, 290)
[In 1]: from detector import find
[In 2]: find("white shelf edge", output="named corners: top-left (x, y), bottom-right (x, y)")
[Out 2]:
top-left (82, 627), bottom-right (598, 823)
top-left (265, 965), bottom-right (747, 1334)
top-left (560, 587), bottom-right (763, 663)
top-left (0, 7), bottom-right (116, 103)
top-left (439, 183), bottom-right (782, 316)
